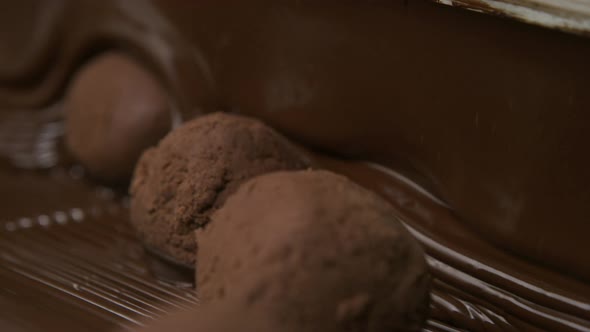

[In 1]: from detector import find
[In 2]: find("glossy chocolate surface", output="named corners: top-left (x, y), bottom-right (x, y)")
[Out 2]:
top-left (158, 0), bottom-right (590, 281)
top-left (0, 0), bottom-right (589, 331)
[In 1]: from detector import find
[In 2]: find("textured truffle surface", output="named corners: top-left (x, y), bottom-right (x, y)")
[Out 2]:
top-left (131, 301), bottom-right (289, 332)
top-left (196, 170), bottom-right (431, 332)
top-left (130, 112), bottom-right (309, 266)
top-left (64, 52), bottom-right (172, 182)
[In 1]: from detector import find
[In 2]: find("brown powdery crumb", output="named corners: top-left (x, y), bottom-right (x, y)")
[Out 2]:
top-left (130, 112), bottom-right (310, 266)
top-left (196, 170), bottom-right (431, 332)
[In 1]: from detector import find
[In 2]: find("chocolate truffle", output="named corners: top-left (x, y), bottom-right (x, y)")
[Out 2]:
top-left (130, 112), bottom-right (310, 266)
top-left (196, 170), bottom-right (431, 332)
top-left (64, 52), bottom-right (173, 182)
top-left (131, 301), bottom-right (289, 332)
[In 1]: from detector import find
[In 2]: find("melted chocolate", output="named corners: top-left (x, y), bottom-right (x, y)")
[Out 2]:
top-left (0, 0), bottom-right (589, 331)
top-left (156, 0), bottom-right (590, 281)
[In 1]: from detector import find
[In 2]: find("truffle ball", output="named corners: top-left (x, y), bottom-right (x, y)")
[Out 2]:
top-left (130, 112), bottom-right (310, 266)
top-left (131, 301), bottom-right (288, 332)
top-left (196, 170), bottom-right (431, 332)
top-left (64, 52), bottom-right (172, 182)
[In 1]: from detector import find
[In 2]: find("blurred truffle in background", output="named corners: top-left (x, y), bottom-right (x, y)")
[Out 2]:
top-left (64, 52), bottom-right (173, 183)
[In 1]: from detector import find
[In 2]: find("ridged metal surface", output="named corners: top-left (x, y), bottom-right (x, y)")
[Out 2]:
top-left (0, 199), bottom-right (197, 332)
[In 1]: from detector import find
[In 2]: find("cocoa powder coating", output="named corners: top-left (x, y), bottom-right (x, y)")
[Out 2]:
top-left (196, 170), bottom-right (431, 332)
top-left (130, 112), bottom-right (309, 265)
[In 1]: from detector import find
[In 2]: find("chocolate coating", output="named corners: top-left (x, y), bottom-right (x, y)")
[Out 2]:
top-left (197, 170), bottom-right (431, 332)
top-left (130, 112), bottom-right (309, 266)
top-left (64, 52), bottom-right (172, 182)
